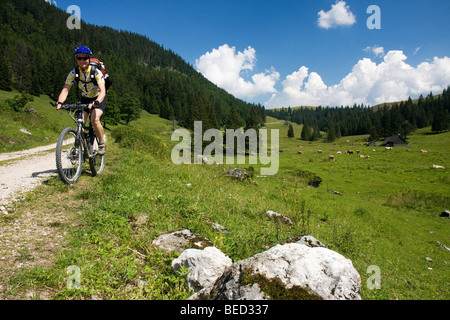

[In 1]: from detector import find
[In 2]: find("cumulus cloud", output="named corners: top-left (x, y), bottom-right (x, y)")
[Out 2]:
top-left (265, 50), bottom-right (450, 108)
top-left (318, 1), bottom-right (356, 29)
top-left (195, 44), bottom-right (279, 99)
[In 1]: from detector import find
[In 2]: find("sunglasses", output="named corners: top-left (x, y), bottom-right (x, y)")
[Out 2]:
top-left (76, 56), bottom-right (90, 61)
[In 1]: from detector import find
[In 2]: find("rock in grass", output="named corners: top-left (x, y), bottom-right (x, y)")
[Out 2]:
top-left (295, 235), bottom-right (327, 248)
top-left (266, 210), bottom-right (293, 225)
top-left (225, 168), bottom-right (250, 181)
top-left (152, 229), bottom-right (213, 254)
top-left (190, 243), bottom-right (361, 300)
top-left (172, 246), bottom-right (232, 292)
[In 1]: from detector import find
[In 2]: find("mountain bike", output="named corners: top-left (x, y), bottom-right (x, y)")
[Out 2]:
top-left (52, 102), bottom-right (105, 184)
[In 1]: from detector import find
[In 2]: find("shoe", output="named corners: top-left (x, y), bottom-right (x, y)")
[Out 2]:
top-left (98, 142), bottom-right (106, 156)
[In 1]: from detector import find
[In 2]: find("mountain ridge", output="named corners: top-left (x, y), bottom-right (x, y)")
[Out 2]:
top-left (0, 0), bottom-right (265, 130)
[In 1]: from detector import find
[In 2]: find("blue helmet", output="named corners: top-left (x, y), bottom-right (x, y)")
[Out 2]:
top-left (74, 46), bottom-right (92, 56)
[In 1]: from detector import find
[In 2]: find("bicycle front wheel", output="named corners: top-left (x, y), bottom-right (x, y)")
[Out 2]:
top-left (89, 136), bottom-right (105, 176)
top-left (56, 127), bottom-right (83, 184)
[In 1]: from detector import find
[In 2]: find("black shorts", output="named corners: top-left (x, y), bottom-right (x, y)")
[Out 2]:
top-left (81, 96), bottom-right (107, 113)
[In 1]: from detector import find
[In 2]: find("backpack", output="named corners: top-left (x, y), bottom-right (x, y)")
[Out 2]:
top-left (75, 58), bottom-right (112, 92)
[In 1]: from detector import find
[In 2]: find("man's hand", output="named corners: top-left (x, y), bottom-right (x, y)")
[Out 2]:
top-left (88, 100), bottom-right (99, 110)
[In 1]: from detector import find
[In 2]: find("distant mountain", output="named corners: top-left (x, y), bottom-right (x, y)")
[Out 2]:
top-left (0, 0), bottom-right (266, 130)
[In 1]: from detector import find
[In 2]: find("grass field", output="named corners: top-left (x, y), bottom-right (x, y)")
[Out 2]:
top-left (0, 91), bottom-right (449, 300)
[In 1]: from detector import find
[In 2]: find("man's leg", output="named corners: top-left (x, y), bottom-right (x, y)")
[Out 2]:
top-left (91, 108), bottom-right (104, 143)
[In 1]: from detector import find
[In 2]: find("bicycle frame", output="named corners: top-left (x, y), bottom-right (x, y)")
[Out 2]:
top-left (70, 105), bottom-right (97, 159)
top-left (53, 101), bottom-right (105, 184)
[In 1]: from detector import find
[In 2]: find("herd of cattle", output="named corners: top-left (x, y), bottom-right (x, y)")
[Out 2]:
top-left (296, 147), bottom-right (382, 160)
top-left (295, 146), bottom-right (445, 168)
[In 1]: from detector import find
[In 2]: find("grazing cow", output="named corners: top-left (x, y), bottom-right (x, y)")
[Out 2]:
top-left (297, 151), bottom-right (303, 155)
top-left (329, 155), bottom-right (335, 161)
top-left (421, 149), bottom-right (428, 153)
top-left (317, 150), bottom-right (323, 154)
top-left (336, 151), bottom-right (342, 154)
top-left (432, 164), bottom-right (445, 169)
top-left (359, 155), bottom-right (365, 158)
top-left (365, 156), bottom-right (370, 159)
top-left (356, 150), bottom-right (361, 154)
top-left (385, 147), bottom-right (392, 151)
top-left (347, 150), bottom-right (354, 155)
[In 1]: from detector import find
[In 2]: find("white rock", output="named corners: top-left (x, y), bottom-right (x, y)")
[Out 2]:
top-left (266, 210), bottom-right (293, 225)
top-left (172, 246), bottom-right (232, 292)
top-left (191, 243), bottom-right (361, 300)
top-left (152, 229), bottom-right (213, 254)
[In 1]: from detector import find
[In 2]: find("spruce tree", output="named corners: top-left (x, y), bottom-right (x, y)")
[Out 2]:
top-left (13, 40), bottom-right (32, 93)
top-left (287, 123), bottom-right (294, 137)
top-left (326, 121), bottom-right (336, 142)
top-left (301, 123), bottom-right (311, 140)
top-left (245, 106), bottom-right (260, 131)
top-left (0, 44), bottom-right (12, 91)
top-left (121, 92), bottom-right (141, 125)
top-left (226, 105), bottom-right (242, 129)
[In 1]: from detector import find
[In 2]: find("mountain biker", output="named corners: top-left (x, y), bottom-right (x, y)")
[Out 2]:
top-left (55, 46), bottom-right (107, 155)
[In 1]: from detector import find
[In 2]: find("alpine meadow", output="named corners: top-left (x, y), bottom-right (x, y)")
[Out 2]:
top-left (0, 0), bottom-right (449, 302)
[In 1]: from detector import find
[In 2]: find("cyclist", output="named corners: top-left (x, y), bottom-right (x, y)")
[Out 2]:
top-left (55, 46), bottom-right (107, 155)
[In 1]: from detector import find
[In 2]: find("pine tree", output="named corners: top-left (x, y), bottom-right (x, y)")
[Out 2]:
top-left (287, 123), bottom-right (294, 138)
top-left (0, 44), bottom-right (12, 91)
top-left (311, 125), bottom-right (321, 141)
top-left (102, 90), bottom-right (121, 127)
top-left (13, 40), bottom-right (32, 92)
top-left (226, 105), bottom-right (242, 129)
top-left (245, 106), bottom-right (260, 131)
top-left (326, 121), bottom-right (336, 142)
top-left (431, 104), bottom-right (449, 133)
top-left (121, 92), bottom-right (141, 125)
top-left (301, 123), bottom-right (311, 140)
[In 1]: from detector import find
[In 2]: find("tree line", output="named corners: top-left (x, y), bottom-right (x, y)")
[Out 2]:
top-left (267, 88), bottom-right (450, 142)
top-left (0, 0), bottom-right (266, 132)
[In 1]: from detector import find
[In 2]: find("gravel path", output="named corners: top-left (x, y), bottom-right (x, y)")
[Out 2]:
top-left (0, 143), bottom-right (60, 206)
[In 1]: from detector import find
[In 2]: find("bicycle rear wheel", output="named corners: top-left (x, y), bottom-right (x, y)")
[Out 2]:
top-left (89, 135), bottom-right (105, 176)
top-left (56, 127), bottom-right (83, 184)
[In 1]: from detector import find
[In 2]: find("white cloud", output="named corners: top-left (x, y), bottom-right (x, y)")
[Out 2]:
top-left (318, 1), bottom-right (356, 29)
top-left (266, 50), bottom-right (450, 108)
top-left (364, 45), bottom-right (385, 57)
top-left (195, 44), bottom-right (279, 99)
top-left (45, 0), bottom-right (57, 6)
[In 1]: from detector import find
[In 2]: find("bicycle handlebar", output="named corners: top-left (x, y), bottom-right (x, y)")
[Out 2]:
top-left (50, 102), bottom-right (91, 110)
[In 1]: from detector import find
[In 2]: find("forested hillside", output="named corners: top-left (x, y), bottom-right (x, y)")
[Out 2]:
top-left (266, 89), bottom-right (450, 142)
top-left (0, 0), bottom-right (265, 131)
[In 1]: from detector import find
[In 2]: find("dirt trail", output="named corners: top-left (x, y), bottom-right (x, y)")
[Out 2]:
top-left (0, 143), bottom-right (60, 206)
top-left (0, 143), bottom-right (73, 299)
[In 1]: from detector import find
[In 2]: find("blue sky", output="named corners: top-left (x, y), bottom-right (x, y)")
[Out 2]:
top-left (52, 0), bottom-right (450, 108)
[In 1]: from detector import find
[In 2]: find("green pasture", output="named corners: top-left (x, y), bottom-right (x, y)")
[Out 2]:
top-left (1, 92), bottom-right (449, 300)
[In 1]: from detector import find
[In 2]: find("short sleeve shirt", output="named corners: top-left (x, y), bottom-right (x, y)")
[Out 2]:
top-left (65, 65), bottom-right (105, 98)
